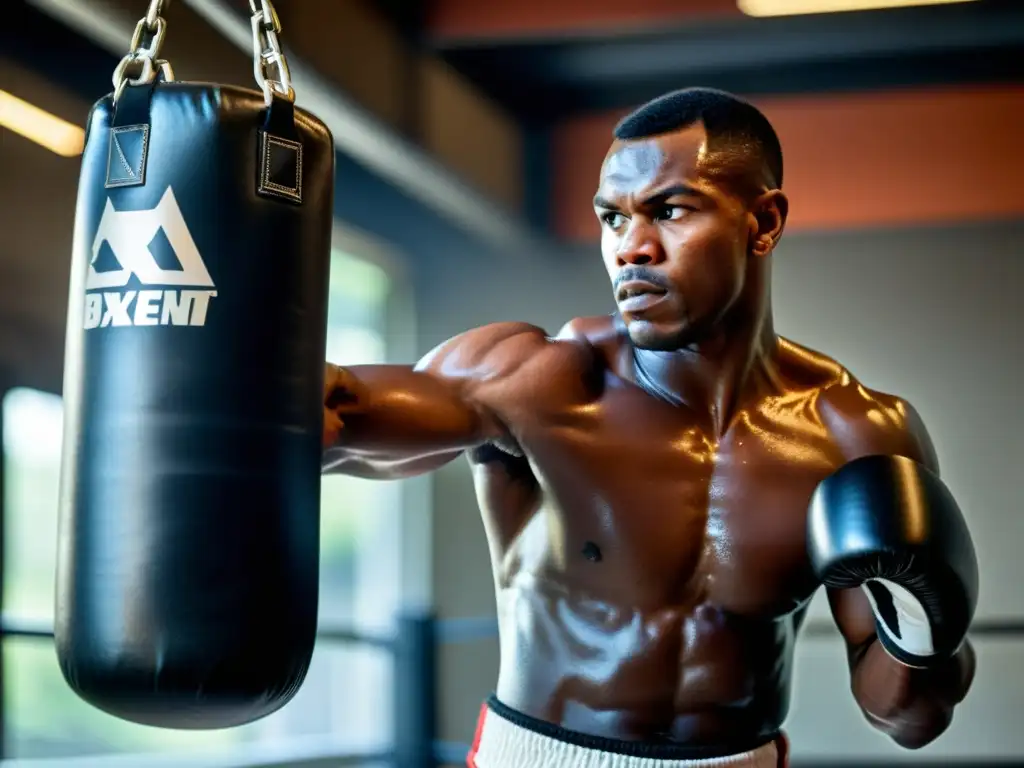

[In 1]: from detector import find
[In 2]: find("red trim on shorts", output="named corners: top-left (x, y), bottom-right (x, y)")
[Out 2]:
top-left (776, 731), bottom-right (790, 768)
top-left (465, 701), bottom-right (489, 767)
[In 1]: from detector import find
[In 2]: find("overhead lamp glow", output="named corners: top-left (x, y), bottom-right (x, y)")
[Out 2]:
top-left (738, 0), bottom-right (978, 17)
top-left (0, 89), bottom-right (85, 157)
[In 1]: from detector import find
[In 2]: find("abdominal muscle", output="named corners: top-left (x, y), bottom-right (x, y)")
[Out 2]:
top-left (493, 572), bottom-right (789, 746)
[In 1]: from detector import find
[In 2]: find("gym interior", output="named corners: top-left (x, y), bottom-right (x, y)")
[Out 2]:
top-left (0, 0), bottom-right (1022, 766)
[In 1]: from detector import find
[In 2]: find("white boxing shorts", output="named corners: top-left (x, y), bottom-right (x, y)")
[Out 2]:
top-left (467, 697), bottom-right (789, 768)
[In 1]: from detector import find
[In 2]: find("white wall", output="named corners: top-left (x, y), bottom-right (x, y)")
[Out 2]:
top-left (424, 219), bottom-right (1024, 763)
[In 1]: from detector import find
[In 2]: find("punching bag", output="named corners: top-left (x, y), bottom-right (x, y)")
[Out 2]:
top-left (56, 0), bottom-right (334, 729)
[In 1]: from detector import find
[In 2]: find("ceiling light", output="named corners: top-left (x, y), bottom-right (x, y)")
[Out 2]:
top-left (0, 89), bottom-right (85, 157)
top-left (738, 0), bottom-right (979, 17)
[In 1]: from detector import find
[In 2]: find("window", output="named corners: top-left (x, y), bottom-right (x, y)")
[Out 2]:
top-left (2, 245), bottom-right (409, 762)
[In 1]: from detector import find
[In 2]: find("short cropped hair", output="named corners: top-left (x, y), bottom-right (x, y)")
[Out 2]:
top-left (614, 87), bottom-right (784, 190)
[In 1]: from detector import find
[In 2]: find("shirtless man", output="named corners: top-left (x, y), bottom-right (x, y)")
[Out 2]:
top-left (321, 88), bottom-right (978, 768)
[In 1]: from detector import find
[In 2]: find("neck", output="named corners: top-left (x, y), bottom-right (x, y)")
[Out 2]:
top-left (632, 304), bottom-right (779, 436)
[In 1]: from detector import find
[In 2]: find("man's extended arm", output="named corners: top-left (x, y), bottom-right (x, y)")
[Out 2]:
top-left (320, 321), bottom-right (567, 479)
top-left (818, 394), bottom-right (977, 748)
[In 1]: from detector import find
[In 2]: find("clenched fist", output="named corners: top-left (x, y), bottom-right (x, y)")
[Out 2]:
top-left (322, 363), bottom-right (362, 449)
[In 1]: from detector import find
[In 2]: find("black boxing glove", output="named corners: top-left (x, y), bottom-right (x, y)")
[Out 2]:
top-left (808, 454), bottom-right (979, 668)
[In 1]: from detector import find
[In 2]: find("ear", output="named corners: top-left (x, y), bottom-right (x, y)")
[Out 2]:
top-left (750, 189), bottom-right (788, 258)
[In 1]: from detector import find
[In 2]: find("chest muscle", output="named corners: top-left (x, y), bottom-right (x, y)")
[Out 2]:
top-left (495, 380), bottom-right (841, 618)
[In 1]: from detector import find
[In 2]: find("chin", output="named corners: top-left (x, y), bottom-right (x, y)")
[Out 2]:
top-left (626, 319), bottom-right (694, 351)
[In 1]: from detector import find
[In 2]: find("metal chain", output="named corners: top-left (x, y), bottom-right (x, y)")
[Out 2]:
top-left (111, 0), bottom-right (175, 102)
top-left (250, 0), bottom-right (295, 105)
top-left (111, 0), bottom-right (294, 106)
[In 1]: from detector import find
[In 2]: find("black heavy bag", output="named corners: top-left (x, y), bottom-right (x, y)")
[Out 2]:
top-left (56, 0), bottom-right (334, 729)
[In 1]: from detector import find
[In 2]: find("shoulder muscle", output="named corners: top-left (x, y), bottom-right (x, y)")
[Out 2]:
top-left (415, 322), bottom-right (548, 377)
top-left (820, 374), bottom-right (940, 473)
top-left (415, 321), bottom-right (598, 407)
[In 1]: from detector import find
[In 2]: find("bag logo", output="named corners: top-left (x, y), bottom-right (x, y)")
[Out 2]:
top-left (85, 187), bottom-right (216, 329)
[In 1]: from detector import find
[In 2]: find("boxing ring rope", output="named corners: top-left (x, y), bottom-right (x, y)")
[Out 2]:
top-left (0, 741), bottom-right (389, 767)
top-left (0, 612), bottom-right (1020, 767)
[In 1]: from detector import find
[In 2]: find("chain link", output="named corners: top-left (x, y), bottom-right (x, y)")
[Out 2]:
top-left (250, 0), bottom-right (295, 105)
top-left (111, 0), bottom-right (174, 103)
top-left (144, 0), bottom-right (163, 31)
top-left (111, 0), bottom-right (295, 106)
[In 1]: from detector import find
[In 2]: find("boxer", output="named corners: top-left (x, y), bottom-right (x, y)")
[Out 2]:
top-left (322, 88), bottom-right (977, 767)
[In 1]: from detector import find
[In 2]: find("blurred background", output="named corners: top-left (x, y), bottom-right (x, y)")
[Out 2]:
top-left (1, 0), bottom-right (1022, 766)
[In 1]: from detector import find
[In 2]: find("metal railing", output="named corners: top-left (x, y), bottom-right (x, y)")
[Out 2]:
top-left (0, 741), bottom-right (390, 767)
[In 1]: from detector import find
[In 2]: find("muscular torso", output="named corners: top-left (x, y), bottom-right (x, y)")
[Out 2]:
top-left (464, 316), bottom-right (895, 747)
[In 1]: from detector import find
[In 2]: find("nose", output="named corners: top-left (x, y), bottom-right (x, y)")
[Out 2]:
top-left (615, 219), bottom-right (664, 267)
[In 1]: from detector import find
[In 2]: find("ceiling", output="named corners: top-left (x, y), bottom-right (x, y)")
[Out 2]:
top-left (8, 0), bottom-right (1022, 125)
top-left (415, 0), bottom-right (1024, 124)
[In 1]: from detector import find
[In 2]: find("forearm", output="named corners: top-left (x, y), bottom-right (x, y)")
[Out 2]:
top-left (322, 364), bottom-right (492, 473)
top-left (851, 637), bottom-right (976, 748)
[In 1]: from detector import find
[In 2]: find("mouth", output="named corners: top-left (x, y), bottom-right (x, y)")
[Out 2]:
top-left (617, 280), bottom-right (668, 313)
top-left (617, 280), bottom-right (666, 302)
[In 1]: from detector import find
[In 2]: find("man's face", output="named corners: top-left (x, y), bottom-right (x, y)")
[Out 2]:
top-left (594, 126), bottom-right (756, 351)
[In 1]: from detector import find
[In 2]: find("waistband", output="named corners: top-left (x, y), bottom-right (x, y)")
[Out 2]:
top-left (468, 696), bottom-right (788, 768)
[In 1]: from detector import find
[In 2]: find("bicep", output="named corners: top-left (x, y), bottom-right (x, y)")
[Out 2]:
top-left (415, 321), bottom-right (588, 421)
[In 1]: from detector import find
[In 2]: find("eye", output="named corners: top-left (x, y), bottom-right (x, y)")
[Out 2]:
top-left (600, 211), bottom-right (627, 229)
top-left (654, 205), bottom-right (689, 222)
